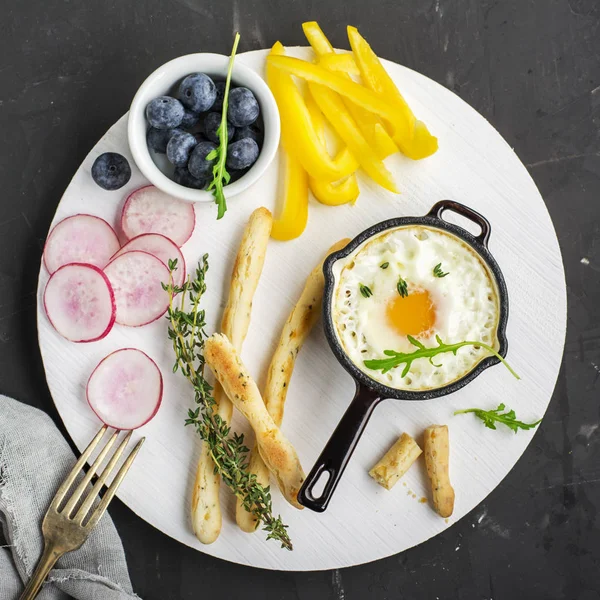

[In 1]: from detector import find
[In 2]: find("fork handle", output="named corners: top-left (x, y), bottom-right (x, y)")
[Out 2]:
top-left (19, 543), bottom-right (64, 600)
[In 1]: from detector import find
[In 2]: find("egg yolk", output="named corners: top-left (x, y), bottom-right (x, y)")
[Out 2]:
top-left (386, 289), bottom-right (436, 337)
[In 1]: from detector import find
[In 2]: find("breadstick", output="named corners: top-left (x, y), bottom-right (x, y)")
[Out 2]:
top-left (369, 433), bottom-right (422, 490)
top-left (424, 425), bottom-right (455, 518)
top-left (205, 333), bottom-right (305, 509)
top-left (191, 207), bottom-right (272, 544)
top-left (236, 237), bottom-right (351, 532)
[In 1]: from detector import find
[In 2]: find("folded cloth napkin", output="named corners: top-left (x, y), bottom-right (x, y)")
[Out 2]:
top-left (0, 395), bottom-right (139, 600)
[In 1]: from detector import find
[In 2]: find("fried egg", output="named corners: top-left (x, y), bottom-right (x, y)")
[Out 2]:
top-left (332, 226), bottom-right (500, 391)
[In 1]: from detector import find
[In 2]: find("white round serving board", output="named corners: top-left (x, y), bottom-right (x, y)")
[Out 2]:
top-left (37, 48), bottom-right (566, 571)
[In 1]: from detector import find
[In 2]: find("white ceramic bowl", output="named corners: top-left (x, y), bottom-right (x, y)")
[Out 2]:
top-left (128, 53), bottom-right (280, 203)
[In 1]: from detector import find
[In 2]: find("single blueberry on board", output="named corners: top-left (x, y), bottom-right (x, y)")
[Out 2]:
top-left (212, 81), bottom-right (228, 112)
top-left (174, 167), bottom-right (207, 190)
top-left (180, 108), bottom-right (200, 129)
top-left (91, 153), bottom-right (132, 191)
top-left (145, 96), bottom-right (184, 129)
top-left (147, 127), bottom-right (181, 154)
top-left (226, 138), bottom-right (259, 170)
top-left (228, 87), bottom-right (260, 127)
top-left (233, 123), bottom-right (263, 145)
top-left (188, 141), bottom-right (217, 179)
top-left (203, 112), bottom-right (234, 144)
top-left (166, 131), bottom-right (198, 167)
top-left (178, 73), bottom-right (217, 113)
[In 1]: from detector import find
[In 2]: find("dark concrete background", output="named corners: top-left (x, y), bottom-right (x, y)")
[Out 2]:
top-left (1, 0), bottom-right (599, 598)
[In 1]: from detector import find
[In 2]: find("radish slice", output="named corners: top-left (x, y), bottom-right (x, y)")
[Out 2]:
top-left (44, 214), bottom-right (120, 274)
top-left (44, 263), bottom-right (116, 342)
top-left (111, 233), bottom-right (186, 287)
top-left (121, 185), bottom-right (195, 247)
top-left (87, 348), bottom-right (163, 429)
top-left (104, 250), bottom-right (170, 326)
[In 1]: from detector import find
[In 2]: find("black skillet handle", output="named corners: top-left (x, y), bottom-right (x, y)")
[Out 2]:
top-left (298, 384), bottom-right (382, 512)
top-left (427, 200), bottom-right (492, 248)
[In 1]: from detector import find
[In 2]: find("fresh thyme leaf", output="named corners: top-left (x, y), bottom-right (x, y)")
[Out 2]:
top-left (454, 404), bottom-right (541, 433)
top-left (359, 283), bottom-right (373, 298)
top-left (433, 263), bottom-right (449, 278)
top-left (363, 336), bottom-right (520, 379)
top-left (380, 262), bottom-right (389, 270)
top-left (207, 32), bottom-right (240, 220)
top-left (165, 255), bottom-right (292, 550)
top-left (397, 275), bottom-right (408, 298)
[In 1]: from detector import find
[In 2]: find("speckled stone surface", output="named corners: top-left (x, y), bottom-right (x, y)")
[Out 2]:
top-left (1, 0), bottom-right (598, 598)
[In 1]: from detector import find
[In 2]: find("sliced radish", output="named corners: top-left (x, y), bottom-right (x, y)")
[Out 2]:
top-left (87, 348), bottom-right (163, 429)
top-left (104, 250), bottom-right (170, 327)
top-left (121, 185), bottom-right (195, 247)
top-left (44, 263), bottom-right (116, 342)
top-left (111, 233), bottom-right (186, 287)
top-left (44, 214), bottom-right (120, 274)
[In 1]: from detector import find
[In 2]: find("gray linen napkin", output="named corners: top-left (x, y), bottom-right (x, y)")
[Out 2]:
top-left (0, 395), bottom-right (139, 600)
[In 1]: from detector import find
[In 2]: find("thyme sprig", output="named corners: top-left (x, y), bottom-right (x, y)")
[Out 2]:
top-left (207, 32), bottom-right (240, 220)
top-left (364, 335), bottom-right (520, 379)
top-left (164, 256), bottom-right (292, 550)
top-left (397, 275), bottom-right (408, 298)
top-left (433, 263), bottom-right (449, 278)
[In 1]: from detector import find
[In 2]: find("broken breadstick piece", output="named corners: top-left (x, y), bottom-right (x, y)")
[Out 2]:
top-left (369, 433), bottom-right (422, 490)
top-left (424, 425), bottom-right (455, 518)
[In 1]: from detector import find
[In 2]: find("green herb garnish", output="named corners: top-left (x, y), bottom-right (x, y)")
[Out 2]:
top-left (164, 256), bottom-right (292, 550)
top-left (359, 283), bottom-right (373, 298)
top-left (454, 403), bottom-right (540, 433)
top-left (207, 32), bottom-right (240, 220)
top-left (397, 276), bottom-right (408, 297)
top-left (380, 262), bottom-right (389, 269)
top-left (363, 335), bottom-right (520, 379)
top-left (433, 263), bottom-right (449, 278)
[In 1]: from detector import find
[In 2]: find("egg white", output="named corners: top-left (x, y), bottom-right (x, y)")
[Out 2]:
top-left (332, 226), bottom-right (500, 391)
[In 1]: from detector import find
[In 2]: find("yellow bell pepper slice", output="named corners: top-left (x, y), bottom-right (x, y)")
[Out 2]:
top-left (309, 82), bottom-right (399, 193)
top-left (310, 175), bottom-right (359, 206)
top-left (347, 26), bottom-right (438, 159)
top-left (271, 150), bottom-right (309, 241)
top-left (302, 21), bottom-right (334, 57)
top-left (304, 87), bottom-right (359, 206)
top-left (302, 21), bottom-right (398, 161)
top-left (267, 55), bottom-right (412, 144)
top-left (318, 53), bottom-right (361, 77)
top-left (267, 43), bottom-right (358, 182)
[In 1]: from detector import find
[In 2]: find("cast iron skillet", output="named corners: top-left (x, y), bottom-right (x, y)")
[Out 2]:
top-left (297, 200), bottom-right (509, 512)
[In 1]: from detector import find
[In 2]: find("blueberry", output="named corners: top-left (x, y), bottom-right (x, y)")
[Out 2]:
top-left (226, 138), bottom-right (259, 170)
top-left (166, 131), bottom-right (198, 167)
top-left (91, 152), bottom-right (131, 191)
top-left (180, 108), bottom-right (200, 129)
top-left (233, 123), bottom-right (263, 145)
top-left (146, 96), bottom-right (184, 129)
top-left (188, 141), bottom-right (217, 179)
top-left (147, 127), bottom-right (181, 154)
top-left (174, 167), bottom-right (207, 190)
top-left (203, 112), bottom-right (234, 144)
top-left (228, 87), bottom-right (260, 127)
top-left (179, 73), bottom-right (216, 113)
top-left (212, 81), bottom-right (227, 112)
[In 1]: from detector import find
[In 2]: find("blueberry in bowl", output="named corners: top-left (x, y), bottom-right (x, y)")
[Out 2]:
top-left (128, 51), bottom-right (280, 206)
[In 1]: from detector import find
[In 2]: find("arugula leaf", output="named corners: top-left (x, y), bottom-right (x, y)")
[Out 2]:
top-left (363, 336), bottom-right (520, 379)
top-left (207, 32), bottom-right (240, 220)
top-left (454, 404), bottom-right (541, 433)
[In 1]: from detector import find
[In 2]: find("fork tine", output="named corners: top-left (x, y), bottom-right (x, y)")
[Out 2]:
top-left (51, 425), bottom-right (108, 509)
top-left (73, 431), bottom-right (133, 524)
top-left (84, 438), bottom-right (145, 531)
top-left (62, 429), bottom-right (120, 517)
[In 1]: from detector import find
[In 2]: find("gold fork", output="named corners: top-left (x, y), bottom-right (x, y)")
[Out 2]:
top-left (19, 426), bottom-right (144, 600)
